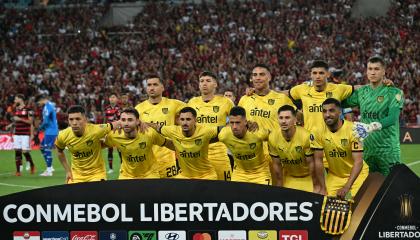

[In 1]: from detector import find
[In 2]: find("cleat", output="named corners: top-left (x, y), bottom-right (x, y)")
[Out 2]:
top-left (40, 170), bottom-right (53, 177)
top-left (15, 172), bottom-right (21, 176)
top-left (19, 165), bottom-right (23, 172)
top-left (25, 162), bottom-right (31, 171)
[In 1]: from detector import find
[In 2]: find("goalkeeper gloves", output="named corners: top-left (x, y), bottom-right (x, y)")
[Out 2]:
top-left (352, 122), bottom-right (382, 141)
top-left (33, 132), bottom-right (40, 146)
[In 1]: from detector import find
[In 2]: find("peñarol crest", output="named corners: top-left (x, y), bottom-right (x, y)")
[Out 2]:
top-left (249, 143), bottom-right (256, 149)
top-left (377, 96), bottom-right (384, 103)
top-left (139, 142), bottom-right (146, 149)
top-left (162, 108), bottom-right (169, 114)
top-left (320, 196), bottom-right (353, 235)
top-left (295, 146), bottom-right (303, 153)
top-left (195, 139), bottom-right (202, 146)
top-left (86, 139), bottom-right (93, 146)
top-left (341, 139), bottom-right (349, 146)
top-left (326, 92), bottom-right (333, 98)
top-left (268, 99), bottom-right (275, 105)
top-left (213, 106), bottom-right (219, 113)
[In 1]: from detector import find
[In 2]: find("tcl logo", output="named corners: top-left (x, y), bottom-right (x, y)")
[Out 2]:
top-left (70, 231), bottom-right (97, 240)
top-left (279, 230), bottom-right (308, 240)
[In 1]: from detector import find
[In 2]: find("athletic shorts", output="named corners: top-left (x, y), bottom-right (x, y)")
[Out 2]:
top-left (13, 135), bottom-right (31, 151)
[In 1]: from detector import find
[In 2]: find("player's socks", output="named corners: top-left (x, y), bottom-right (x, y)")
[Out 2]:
top-left (15, 150), bottom-right (22, 173)
top-left (24, 152), bottom-right (34, 168)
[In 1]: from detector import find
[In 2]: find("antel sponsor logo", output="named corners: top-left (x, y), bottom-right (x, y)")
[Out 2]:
top-left (248, 231), bottom-right (277, 240)
top-left (42, 231), bottom-right (69, 240)
top-left (70, 231), bottom-right (98, 240)
top-left (278, 230), bottom-right (308, 240)
top-left (13, 231), bottom-right (41, 240)
top-left (158, 231), bottom-right (186, 240)
top-left (217, 230), bottom-right (246, 240)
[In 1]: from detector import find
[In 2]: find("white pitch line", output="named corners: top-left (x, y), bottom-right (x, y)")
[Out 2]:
top-left (0, 182), bottom-right (40, 189)
top-left (407, 160), bottom-right (420, 167)
top-left (0, 172), bottom-right (14, 176)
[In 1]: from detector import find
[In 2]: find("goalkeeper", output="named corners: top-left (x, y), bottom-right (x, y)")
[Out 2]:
top-left (343, 56), bottom-right (404, 176)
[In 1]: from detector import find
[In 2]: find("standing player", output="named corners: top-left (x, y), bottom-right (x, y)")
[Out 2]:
top-left (104, 93), bottom-right (121, 174)
top-left (345, 56), bottom-right (404, 176)
top-left (104, 108), bottom-right (174, 179)
top-left (135, 75), bottom-right (185, 178)
top-left (151, 107), bottom-right (218, 180)
top-left (120, 92), bottom-right (133, 109)
top-left (269, 105), bottom-right (322, 193)
top-left (188, 71), bottom-right (234, 181)
top-left (218, 106), bottom-right (271, 185)
top-left (6, 94), bottom-right (36, 176)
top-left (311, 99), bottom-right (369, 198)
top-left (35, 94), bottom-right (59, 176)
top-left (224, 90), bottom-right (236, 104)
top-left (238, 64), bottom-right (295, 183)
top-left (55, 105), bottom-right (121, 183)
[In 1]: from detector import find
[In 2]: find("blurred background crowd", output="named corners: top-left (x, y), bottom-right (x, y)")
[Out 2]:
top-left (1, 0), bottom-right (419, 129)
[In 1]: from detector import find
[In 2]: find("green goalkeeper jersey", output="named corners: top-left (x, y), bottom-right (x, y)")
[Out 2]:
top-left (344, 84), bottom-right (404, 156)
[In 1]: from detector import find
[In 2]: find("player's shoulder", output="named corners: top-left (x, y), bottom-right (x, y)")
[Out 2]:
top-left (296, 126), bottom-right (311, 137)
top-left (386, 86), bottom-right (403, 95)
top-left (188, 96), bottom-right (201, 104)
top-left (268, 90), bottom-right (288, 99)
top-left (166, 97), bottom-right (185, 105)
top-left (58, 127), bottom-right (74, 139)
top-left (292, 83), bottom-right (309, 91)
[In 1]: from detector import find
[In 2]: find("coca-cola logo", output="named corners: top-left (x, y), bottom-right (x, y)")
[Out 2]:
top-left (0, 134), bottom-right (13, 150)
top-left (71, 235), bottom-right (96, 240)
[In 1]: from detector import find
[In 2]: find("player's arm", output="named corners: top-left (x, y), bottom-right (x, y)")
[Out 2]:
top-left (162, 139), bottom-right (175, 151)
top-left (56, 147), bottom-right (73, 183)
top-left (305, 154), bottom-right (320, 193)
top-left (313, 149), bottom-right (327, 195)
top-left (337, 151), bottom-right (363, 199)
top-left (270, 155), bottom-right (283, 187)
top-left (13, 116), bottom-right (33, 125)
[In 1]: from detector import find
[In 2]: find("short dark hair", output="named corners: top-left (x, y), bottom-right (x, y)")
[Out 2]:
top-left (121, 107), bottom-right (139, 119)
top-left (278, 105), bottom-right (296, 116)
top-left (179, 107), bottom-right (197, 118)
top-left (229, 106), bottom-right (246, 117)
top-left (109, 92), bottom-right (118, 98)
top-left (15, 94), bottom-right (26, 101)
top-left (253, 63), bottom-right (271, 73)
top-left (322, 98), bottom-right (341, 108)
top-left (368, 55), bottom-right (386, 67)
top-left (34, 94), bottom-right (47, 103)
top-left (146, 74), bottom-right (163, 84)
top-left (199, 71), bottom-right (218, 82)
top-left (310, 60), bottom-right (329, 70)
top-left (67, 105), bottom-right (86, 115)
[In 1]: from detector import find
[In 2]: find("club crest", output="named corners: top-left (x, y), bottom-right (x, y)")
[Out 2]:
top-left (377, 96), bottom-right (384, 103)
top-left (86, 139), bottom-right (93, 146)
top-left (268, 99), bottom-right (275, 105)
top-left (213, 106), bottom-right (219, 113)
top-left (139, 142), bottom-right (146, 149)
top-left (341, 139), bottom-right (349, 146)
top-left (326, 92), bottom-right (333, 98)
top-left (162, 108), bottom-right (169, 114)
top-left (249, 143), bottom-right (256, 149)
top-left (295, 146), bottom-right (303, 153)
top-left (195, 139), bottom-right (202, 145)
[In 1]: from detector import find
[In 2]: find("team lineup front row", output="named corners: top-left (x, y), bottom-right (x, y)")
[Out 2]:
top-left (39, 57), bottom-right (401, 200)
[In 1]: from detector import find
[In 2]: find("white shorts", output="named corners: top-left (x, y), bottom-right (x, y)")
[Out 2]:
top-left (13, 135), bottom-right (31, 151)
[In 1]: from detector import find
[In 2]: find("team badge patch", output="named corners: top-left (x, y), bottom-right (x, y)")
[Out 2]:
top-left (295, 146), bottom-right (303, 153)
top-left (86, 139), bottom-right (93, 146)
top-left (320, 196), bottom-right (353, 235)
top-left (377, 96), bottom-right (384, 103)
top-left (310, 134), bottom-right (315, 141)
top-left (249, 143), bottom-right (256, 149)
top-left (162, 107), bottom-right (169, 114)
top-left (396, 93), bottom-right (402, 102)
top-left (341, 139), bottom-right (348, 146)
top-left (326, 92), bottom-right (333, 98)
top-left (268, 99), bottom-right (275, 105)
top-left (195, 139), bottom-right (202, 145)
top-left (213, 106), bottom-right (219, 113)
top-left (139, 142), bottom-right (146, 149)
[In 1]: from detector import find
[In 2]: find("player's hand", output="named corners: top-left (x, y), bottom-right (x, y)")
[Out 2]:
top-left (246, 121), bottom-right (259, 132)
top-left (352, 122), bottom-right (382, 141)
top-left (245, 87), bottom-right (255, 96)
top-left (337, 186), bottom-right (350, 199)
top-left (112, 120), bottom-right (123, 134)
top-left (383, 78), bottom-right (394, 86)
top-left (138, 121), bottom-right (150, 133)
top-left (13, 116), bottom-right (21, 122)
top-left (65, 171), bottom-right (73, 184)
top-left (33, 133), bottom-right (40, 146)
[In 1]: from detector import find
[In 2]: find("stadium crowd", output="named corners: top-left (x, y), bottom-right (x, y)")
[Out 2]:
top-left (1, 0), bottom-right (419, 129)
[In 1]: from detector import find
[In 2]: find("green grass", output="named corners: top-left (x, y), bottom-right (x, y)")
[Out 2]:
top-left (0, 145), bottom-right (419, 196)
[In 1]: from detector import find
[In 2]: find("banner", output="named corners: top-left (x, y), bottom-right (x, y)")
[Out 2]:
top-left (0, 133), bottom-right (44, 150)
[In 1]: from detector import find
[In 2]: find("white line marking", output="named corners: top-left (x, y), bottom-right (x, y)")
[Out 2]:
top-left (0, 172), bottom-right (14, 176)
top-left (0, 182), bottom-right (40, 189)
top-left (406, 160), bottom-right (420, 167)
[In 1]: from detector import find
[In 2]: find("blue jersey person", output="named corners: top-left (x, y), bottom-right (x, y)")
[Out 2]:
top-left (35, 95), bottom-right (59, 176)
